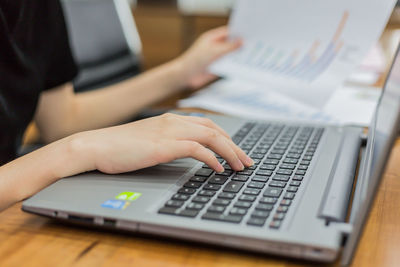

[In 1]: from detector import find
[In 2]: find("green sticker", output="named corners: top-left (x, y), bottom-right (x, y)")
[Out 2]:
top-left (115, 191), bottom-right (142, 201)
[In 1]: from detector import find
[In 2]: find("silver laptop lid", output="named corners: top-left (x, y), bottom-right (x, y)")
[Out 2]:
top-left (342, 44), bottom-right (400, 266)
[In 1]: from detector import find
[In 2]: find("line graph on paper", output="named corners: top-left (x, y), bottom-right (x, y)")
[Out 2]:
top-left (231, 11), bottom-right (350, 82)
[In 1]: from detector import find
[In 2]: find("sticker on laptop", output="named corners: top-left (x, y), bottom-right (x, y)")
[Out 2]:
top-left (101, 199), bottom-right (130, 210)
top-left (115, 191), bottom-right (142, 201)
top-left (101, 192), bottom-right (141, 210)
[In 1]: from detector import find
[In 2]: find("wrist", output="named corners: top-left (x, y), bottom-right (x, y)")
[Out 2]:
top-left (54, 132), bottom-right (97, 179)
top-left (170, 55), bottom-right (194, 89)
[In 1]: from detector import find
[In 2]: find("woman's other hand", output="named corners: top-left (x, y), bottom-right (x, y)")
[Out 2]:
top-left (177, 26), bottom-right (242, 89)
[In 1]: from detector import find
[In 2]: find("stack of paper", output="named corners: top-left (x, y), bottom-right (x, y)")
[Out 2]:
top-left (179, 80), bottom-right (381, 126)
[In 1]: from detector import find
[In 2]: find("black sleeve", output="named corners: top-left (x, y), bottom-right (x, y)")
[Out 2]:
top-left (43, 0), bottom-right (78, 90)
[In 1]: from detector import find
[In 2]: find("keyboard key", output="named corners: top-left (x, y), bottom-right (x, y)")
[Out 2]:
top-left (267, 154), bottom-right (282, 160)
top-left (264, 159), bottom-right (279, 165)
top-left (271, 149), bottom-right (285, 154)
top-left (195, 168), bottom-right (213, 177)
top-left (252, 176), bottom-right (269, 183)
top-left (248, 165), bottom-right (257, 170)
top-left (234, 201), bottom-right (252, 209)
top-left (276, 206), bottom-right (288, 213)
top-left (202, 213), bottom-right (243, 223)
top-left (243, 188), bottom-right (260, 195)
top-left (303, 155), bottom-right (313, 161)
top-left (255, 203), bottom-right (274, 211)
top-left (283, 192), bottom-right (295, 200)
top-left (189, 176), bottom-right (207, 183)
top-left (203, 184), bottom-right (221, 191)
top-left (287, 153), bottom-right (301, 159)
top-left (279, 163), bottom-right (296, 170)
top-left (283, 158), bottom-right (298, 164)
top-left (289, 149), bottom-right (303, 154)
top-left (253, 148), bottom-right (268, 154)
top-left (236, 169), bottom-right (254, 175)
top-left (158, 207), bottom-right (178, 215)
top-left (295, 170), bottom-right (306, 176)
top-left (300, 160), bottom-right (311, 165)
top-left (251, 210), bottom-right (270, 218)
top-left (213, 199), bottom-right (231, 206)
top-left (250, 153), bottom-right (265, 159)
top-left (178, 209), bottom-right (199, 217)
top-left (192, 196), bottom-right (210, 203)
top-left (178, 188), bottom-right (196, 195)
top-left (269, 220), bottom-right (282, 229)
top-left (218, 192), bottom-right (235, 199)
top-left (172, 194), bottom-right (190, 201)
top-left (281, 199), bottom-right (292, 206)
top-left (298, 165), bottom-right (308, 170)
top-left (259, 197), bottom-right (277, 204)
top-left (208, 176), bottom-right (228, 185)
top-left (260, 164), bottom-right (276, 170)
top-left (247, 217), bottom-right (266, 226)
top-left (222, 163), bottom-right (232, 170)
top-left (229, 207), bottom-right (247, 216)
top-left (207, 205), bottom-right (226, 213)
top-left (184, 181), bottom-right (202, 189)
top-left (276, 169), bottom-right (292, 175)
top-left (263, 187), bottom-right (283, 198)
top-left (239, 195), bottom-right (256, 202)
top-left (287, 186), bottom-right (298, 193)
top-left (269, 181), bottom-right (286, 188)
top-left (187, 202), bottom-right (204, 210)
top-left (219, 169), bottom-right (234, 176)
top-left (223, 181), bottom-right (244, 193)
top-left (292, 175), bottom-right (304, 181)
top-left (290, 181), bottom-right (301, 187)
top-left (248, 181), bottom-right (265, 189)
top-left (198, 190), bottom-right (216, 197)
top-left (232, 174), bottom-right (249, 182)
top-left (271, 174), bottom-right (290, 182)
top-left (165, 200), bottom-right (184, 208)
top-left (256, 170), bottom-right (273, 176)
top-left (273, 213), bottom-right (285, 220)
top-left (252, 159), bottom-right (261, 164)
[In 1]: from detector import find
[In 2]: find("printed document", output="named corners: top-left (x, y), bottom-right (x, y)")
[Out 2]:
top-left (209, 0), bottom-right (396, 108)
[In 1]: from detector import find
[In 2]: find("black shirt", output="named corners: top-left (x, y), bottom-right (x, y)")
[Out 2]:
top-left (0, 0), bottom-right (77, 164)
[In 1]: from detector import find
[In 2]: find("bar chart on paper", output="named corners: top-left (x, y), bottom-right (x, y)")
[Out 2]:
top-left (209, 0), bottom-right (396, 108)
top-left (232, 11), bottom-right (349, 82)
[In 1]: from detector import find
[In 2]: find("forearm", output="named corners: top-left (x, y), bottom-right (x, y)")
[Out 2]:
top-left (72, 58), bottom-right (187, 131)
top-left (0, 134), bottom-right (93, 211)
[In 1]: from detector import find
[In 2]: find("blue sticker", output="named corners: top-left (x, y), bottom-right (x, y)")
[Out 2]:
top-left (101, 199), bottom-right (130, 210)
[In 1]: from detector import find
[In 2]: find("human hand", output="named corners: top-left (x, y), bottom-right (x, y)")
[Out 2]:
top-left (76, 113), bottom-right (253, 174)
top-left (178, 26), bottom-right (242, 89)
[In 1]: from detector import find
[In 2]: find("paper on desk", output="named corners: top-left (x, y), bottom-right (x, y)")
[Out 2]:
top-left (209, 0), bottom-right (395, 108)
top-left (178, 79), bottom-right (381, 126)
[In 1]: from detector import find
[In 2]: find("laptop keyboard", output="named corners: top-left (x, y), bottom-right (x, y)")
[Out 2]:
top-left (158, 122), bottom-right (324, 229)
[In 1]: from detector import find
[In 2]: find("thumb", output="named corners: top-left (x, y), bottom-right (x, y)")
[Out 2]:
top-left (215, 38), bottom-right (242, 57)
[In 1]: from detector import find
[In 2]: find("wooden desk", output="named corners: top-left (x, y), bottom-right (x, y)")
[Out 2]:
top-left (1, 138), bottom-right (400, 266)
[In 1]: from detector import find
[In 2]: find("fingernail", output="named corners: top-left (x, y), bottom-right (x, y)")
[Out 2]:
top-left (245, 156), bottom-right (254, 166)
top-left (216, 164), bottom-right (225, 173)
top-left (236, 159), bottom-right (245, 171)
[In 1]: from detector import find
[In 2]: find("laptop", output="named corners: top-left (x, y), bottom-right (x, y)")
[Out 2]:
top-left (22, 45), bottom-right (400, 266)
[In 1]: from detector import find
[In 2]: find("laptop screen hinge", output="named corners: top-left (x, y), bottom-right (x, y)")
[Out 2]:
top-left (318, 127), bottom-right (363, 222)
